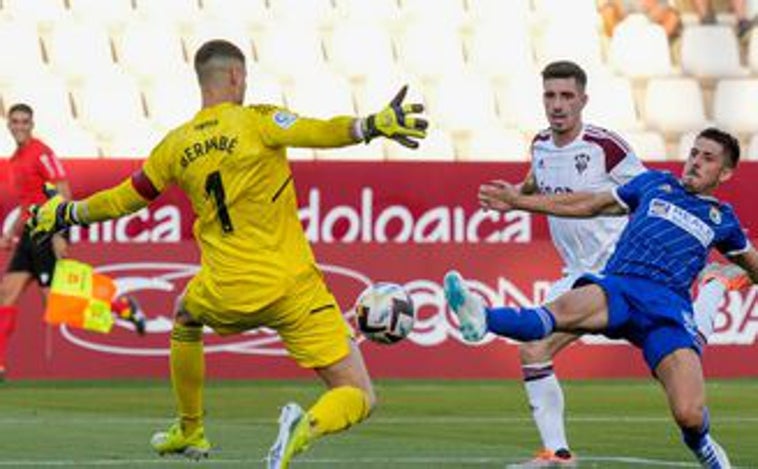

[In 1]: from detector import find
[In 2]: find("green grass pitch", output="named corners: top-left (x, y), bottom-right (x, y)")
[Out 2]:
top-left (0, 379), bottom-right (756, 468)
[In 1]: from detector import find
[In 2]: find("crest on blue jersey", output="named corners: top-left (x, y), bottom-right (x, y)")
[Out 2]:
top-left (709, 206), bottom-right (722, 225)
top-left (658, 184), bottom-right (673, 193)
top-left (273, 111), bottom-right (298, 129)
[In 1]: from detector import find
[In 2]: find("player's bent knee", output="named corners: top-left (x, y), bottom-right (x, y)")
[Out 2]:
top-left (672, 402), bottom-right (705, 430)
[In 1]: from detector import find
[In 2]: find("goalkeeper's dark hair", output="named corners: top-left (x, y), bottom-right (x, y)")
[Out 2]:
top-left (541, 61), bottom-right (587, 90)
top-left (8, 103), bottom-right (33, 117)
top-left (194, 40), bottom-right (246, 81)
top-left (698, 127), bottom-right (741, 168)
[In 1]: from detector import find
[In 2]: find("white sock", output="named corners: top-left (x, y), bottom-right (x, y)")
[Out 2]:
top-left (523, 366), bottom-right (568, 451)
top-left (692, 281), bottom-right (726, 340)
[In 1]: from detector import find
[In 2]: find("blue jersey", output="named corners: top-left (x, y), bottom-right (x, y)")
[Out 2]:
top-left (604, 170), bottom-right (749, 299)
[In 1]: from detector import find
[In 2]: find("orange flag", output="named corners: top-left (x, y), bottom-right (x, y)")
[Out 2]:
top-left (45, 259), bottom-right (116, 333)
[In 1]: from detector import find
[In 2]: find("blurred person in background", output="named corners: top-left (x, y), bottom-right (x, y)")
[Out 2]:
top-left (600, 0), bottom-right (683, 39)
top-left (692, 0), bottom-right (756, 39)
top-left (0, 103), bottom-right (69, 382)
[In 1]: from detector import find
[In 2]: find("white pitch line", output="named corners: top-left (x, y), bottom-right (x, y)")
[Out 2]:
top-left (0, 415), bottom-right (757, 425)
top-left (0, 456), bottom-right (709, 467)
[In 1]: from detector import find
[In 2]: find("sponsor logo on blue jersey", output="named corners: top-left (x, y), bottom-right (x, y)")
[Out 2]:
top-left (647, 198), bottom-right (714, 247)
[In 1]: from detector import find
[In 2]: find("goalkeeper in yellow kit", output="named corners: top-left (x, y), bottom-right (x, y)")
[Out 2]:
top-left (29, 40), bottom-right (427, 468)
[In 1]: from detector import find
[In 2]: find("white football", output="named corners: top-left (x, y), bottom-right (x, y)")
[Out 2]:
top-left (355, 282), bottom-right (415, 344)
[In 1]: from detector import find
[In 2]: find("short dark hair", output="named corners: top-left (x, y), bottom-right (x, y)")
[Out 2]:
top-left (8, 103), bottom-right (33, 117)
top-left (697, 127), bottom-right (741, 168)
top-left (541, 61), bottom-right (587, 90)
top-left (194, 39), bottom-right (245, 74)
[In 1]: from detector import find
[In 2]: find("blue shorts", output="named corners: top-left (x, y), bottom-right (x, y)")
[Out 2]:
top-left (574, 274), bottom-right (702, 372)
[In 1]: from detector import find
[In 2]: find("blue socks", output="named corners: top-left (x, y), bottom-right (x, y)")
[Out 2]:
top-left (485, 306), bottom-right (556, 341)
top-left (682, 408), bottom-right (726, 468)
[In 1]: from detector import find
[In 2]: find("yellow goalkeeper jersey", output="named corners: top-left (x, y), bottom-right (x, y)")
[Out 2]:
top-left (141, 102), bottom-right (356, 311)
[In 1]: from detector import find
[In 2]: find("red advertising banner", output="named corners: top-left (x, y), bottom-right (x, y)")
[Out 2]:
top-left (1, 160), bottom-right (757, 379)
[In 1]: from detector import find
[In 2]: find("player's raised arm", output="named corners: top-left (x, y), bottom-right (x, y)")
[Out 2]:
top-left (29, 175), bottom-right (153, 243)
top-left (478, 180), bottom-right (626, 218)
top-left (259, 85), bottom-right (428, 150)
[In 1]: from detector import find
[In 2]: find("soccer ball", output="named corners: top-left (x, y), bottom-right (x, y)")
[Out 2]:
top-left (355, 282), bottom-right (415, 344)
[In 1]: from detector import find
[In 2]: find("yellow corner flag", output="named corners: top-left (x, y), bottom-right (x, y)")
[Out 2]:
top-left (44, 259), bottom-right (116, 334)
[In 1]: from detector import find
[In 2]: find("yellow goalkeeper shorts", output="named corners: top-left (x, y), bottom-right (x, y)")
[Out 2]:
top-left (181, 269), bottom-right (352, 369)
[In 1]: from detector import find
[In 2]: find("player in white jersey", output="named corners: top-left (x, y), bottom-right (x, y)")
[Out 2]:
top-left (510, 61), bottom-right (745, 467)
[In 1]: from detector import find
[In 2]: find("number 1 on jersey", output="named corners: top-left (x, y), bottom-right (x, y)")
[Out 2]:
top-left (205, 171), bottom-right (234, 233)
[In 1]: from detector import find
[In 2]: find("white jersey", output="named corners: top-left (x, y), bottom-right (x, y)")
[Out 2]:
top-left (531, 124), bottom-right (646, 275)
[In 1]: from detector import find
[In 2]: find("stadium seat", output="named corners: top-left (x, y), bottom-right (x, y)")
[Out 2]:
top-left (0, 21), bottom-right (45, 86)
top-left (495, 75), bottom-right (547, 133)
top-left (748, 29), bottom-right (758, 73)
top-left (620, 131), bottom-right (668, 161)
top-left (334, 0), bottom-right (399, 24)
top-left (143, 70), bottom-right (200, 130)
top-left (456, 127), bottom-right (528, 161)
top-left (385, 128), bottom-right (455, 161)
top-left (37, 123), bottom-right (100, 158)
top-left (533, 0), bottom-right (599, 27)
top-left (286, 147), bottom-right (316, 160)
top-left (608, 15), bottom-right (674, 78)
top-left (676, 131), bottom-right (699, 161)
top-left (535, 22), bottom-right (604, 73)
top-left (467, 0), bottom-right (530, 25)
top-left (747, 133), bottom-right (758, 160)
top-left (352, 70), bottom-right (426, 116)
top-left (116, 22), bottom-right (187, 85)
top-left (395, 21), bottom-right (466, 81)
top-left (0, 0), bottom-right (69, 32)
top-left (67, 0), bottom-right (134, 33)
top-left (133, 0), bottom-right (200, 31)
top-left (585, 75), bottom-right (641, 131)
top-left (45, 19), bottom-right (115, 84)
top-left (400, 0), bottom-right (468, 26)
top-left (201, 0), bottom-right (270, 30)
top-left (327, 23), bottom-right (395, 81)
top-left (246, 70), bottom-right (287, 107)
top-left (256, 26), bottom-right (325, 80)
top-left (286, 72), bottom-right (355, 118)
top-left (100, 123), bottom-right (164, 157)
top-left (467, 23), bottom-right (535, 81)
top-left (0, 118), bottom-right (15, 155)
top-left (183, 20), bottom-right (253, 61)
top-left (268, 0), bottom-right (335, 28)
top-left (712, 79), bottom-right (758, 134)
top-left (315, 142), bottom-right (385, 161)
top-left (430, 72), bottom-right (499, 132)
top-left (74, 69), bottom-right (146, 140)
top-left (680, 25), bottom-right (748, 78)
top-left (3, 72), bottom-right (75, 134)
top-left (643, 78), bottom-right (708, 134)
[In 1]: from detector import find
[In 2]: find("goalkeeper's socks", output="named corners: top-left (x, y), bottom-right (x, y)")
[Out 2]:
top-left (485, 306), bottom-right (555, 341)
top-left (170, 323), bottom-right (204, 436)
top-left (0, 306), bottom-right (19, 369)
top-left (682, 408), bottom-right (730, 468)
top-left (307, 386), bottom-right (371, 438)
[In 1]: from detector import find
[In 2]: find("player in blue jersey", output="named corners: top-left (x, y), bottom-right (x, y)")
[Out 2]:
top-left (448, 127), bottom-right (758, 468)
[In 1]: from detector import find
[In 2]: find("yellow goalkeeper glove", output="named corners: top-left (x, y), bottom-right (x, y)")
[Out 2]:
top-left (361, 85), bottom-right (428, 148)
top-left (28, 184), bottom-right (80, 244)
